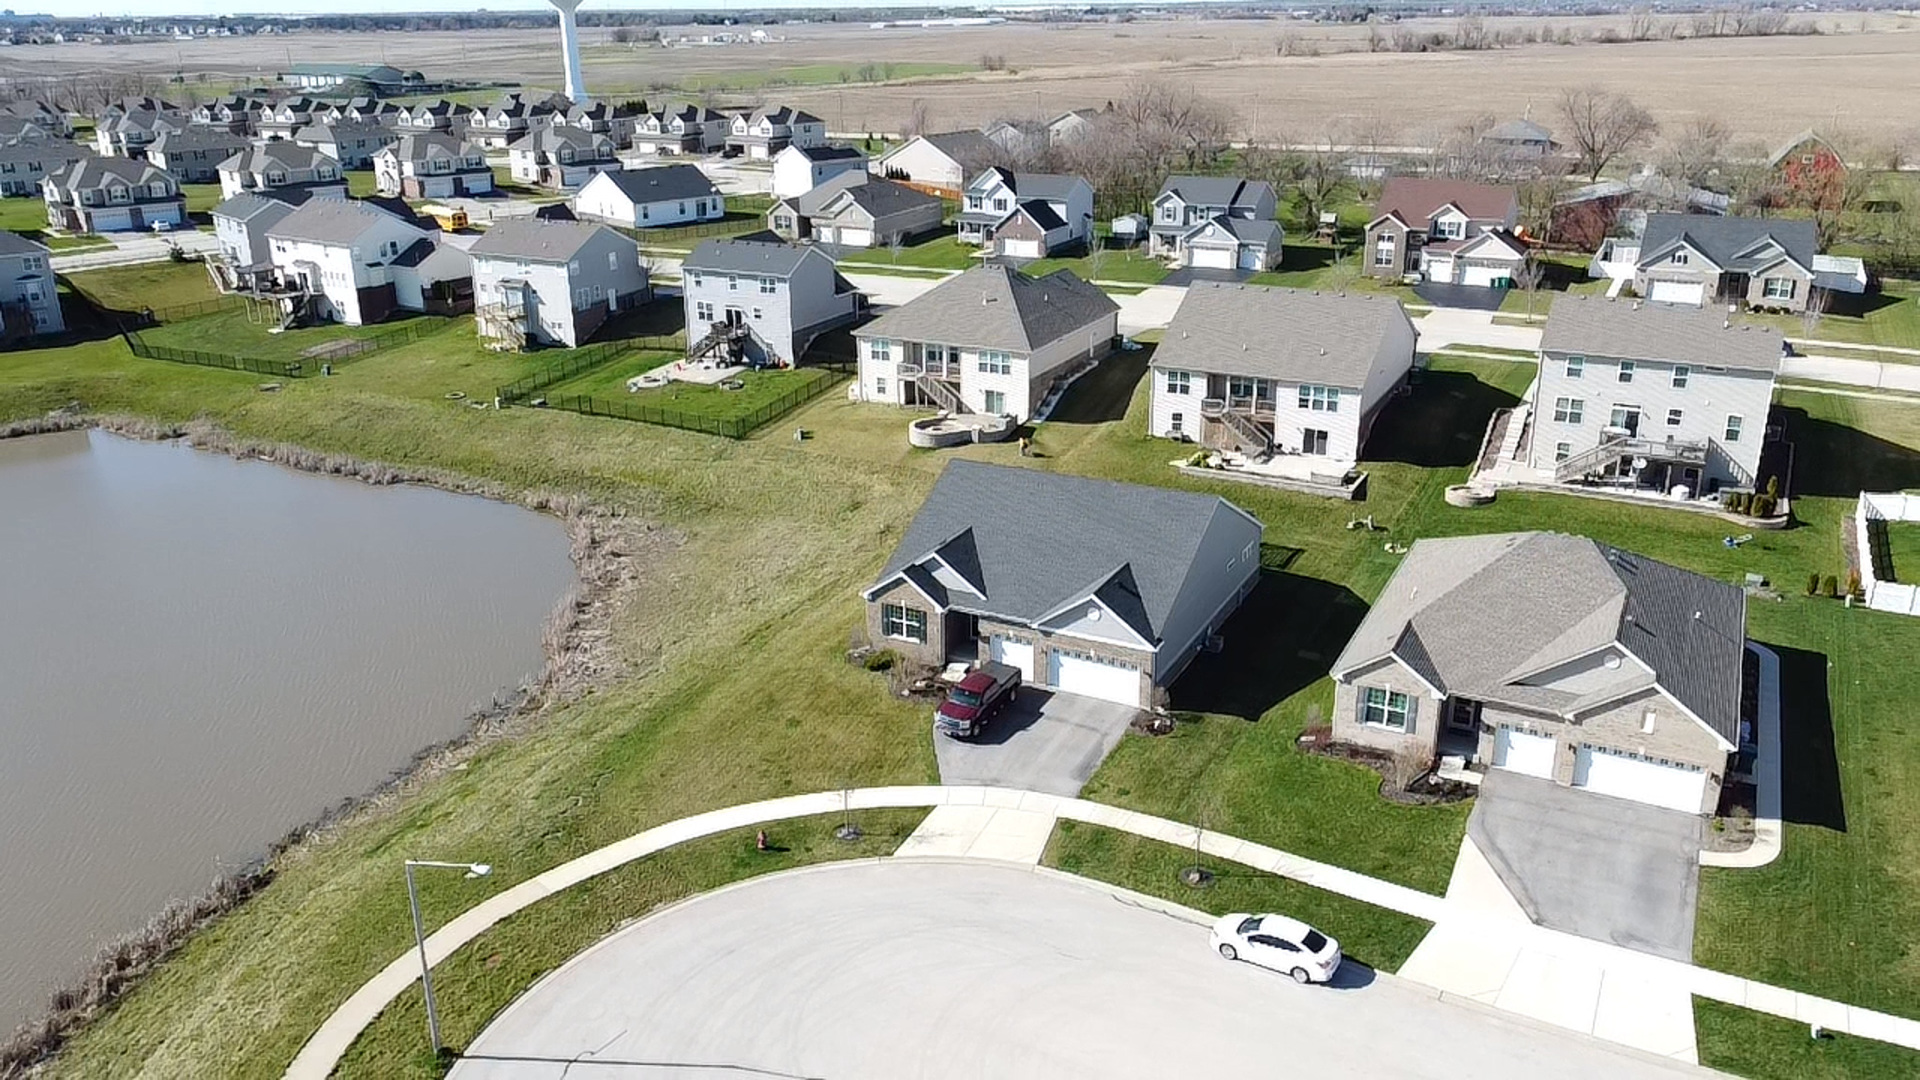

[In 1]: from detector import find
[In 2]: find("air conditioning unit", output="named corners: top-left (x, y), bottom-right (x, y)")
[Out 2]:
top-left (1203, 634), bottom-right (1226, 654)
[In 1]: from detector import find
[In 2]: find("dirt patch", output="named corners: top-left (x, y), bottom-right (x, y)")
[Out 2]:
top-left (1298, 725), bottom-right (1477, 806)
top-left (1706, 782), bottom-right (1759, 853)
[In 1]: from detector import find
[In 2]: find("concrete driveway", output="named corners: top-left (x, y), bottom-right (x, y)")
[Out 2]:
top-left (1415, 281), bottom-right (1510, 311)
top-left (1160, 265), bottom-right (1254, 287)
top-left (933, 689), bottom-right (1136, 797)
top-left (1469, 771), bottom-right (1703, 961)
top-left (450, 860), bottom-right (1714, 1080)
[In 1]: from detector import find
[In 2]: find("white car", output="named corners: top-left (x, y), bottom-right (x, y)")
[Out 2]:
top-left (1209, 912), bottom-right (1342, 984)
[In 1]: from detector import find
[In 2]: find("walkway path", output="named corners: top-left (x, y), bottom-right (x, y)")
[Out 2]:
top-left (1701, 644), bottom-right (1782, 869)
top-left (1781, 354), bottom-right (1920, 395)
top-left (285, 784), bottom-right (1920, 1080)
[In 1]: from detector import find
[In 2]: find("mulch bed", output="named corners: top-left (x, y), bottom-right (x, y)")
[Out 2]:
top-left (1297, 725), bottom-right (1477, 806)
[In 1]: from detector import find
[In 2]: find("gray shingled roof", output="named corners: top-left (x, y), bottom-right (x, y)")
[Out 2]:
top-left (469, 217), bottom-right (623, 263)
top-left (588, 164), bottom-right (720, 204)
top-left (149, 128), bottom-right (249, 154)
top-left (1185, 216), bottom-right (1282, 246)
top-left (683, 235), bottom-right (823, 278)
top-left (914, 130), bottom-right (1001, 167)
top-left (1485, 118), bottom-right (1553, 143)
top-left (869, 460), bottom-right (1258, 645)
top-left (1636, 213), bottom-right (1815, 275)
top-left (1329, 532), bottom-right (1745, 745)
top-left (1157, 175), bottom-right (1274, 211)
top-left (266, 197), bottom-right (423, 245)
top-left (0, 231), bottom-right (50, 257)
top-left (855, 265), bottom-right (1117, 354)
top-left (1541, 294), bottom-right (1781, 373)
top-left (221, 141), bottom-right (335, 174)
top-left (790, 144), bottom-right (865, 163)
top-left (51, 155), bottom-right (175, 190)
top-left (1150, 282), bottom-right (1413, 387)
top-left (511, 125), bottom-right (611, 156)
top-left (0, 141), bottom-right (88, 168)
top-left (808, 175), bottom-right (941, 219)
top-left (212, 191), bottom-right (299, 224)
top-left (973, 168), bottom-right (1087, 203)
top-left (385, 132), bottom-right (480, 163)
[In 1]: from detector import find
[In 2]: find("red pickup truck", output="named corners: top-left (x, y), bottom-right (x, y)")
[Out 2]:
top-left (934, 661), bottom-right (1022, 738)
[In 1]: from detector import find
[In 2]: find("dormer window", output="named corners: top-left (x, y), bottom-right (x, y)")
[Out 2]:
top-left (1671, 252), bottom-right (1688, 265)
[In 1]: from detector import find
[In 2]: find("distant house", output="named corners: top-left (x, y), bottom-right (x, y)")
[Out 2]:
top-left (1147, 283), bottom-right (1415, 465)
top-left (218, 141), bottom-right (347, 200)
top-left (955, 167), bottom-right (1095, 258)
top-left (469, 218), bottom-right (650, 349)
top-left (875, 130), bottom-right (1001, 197)
top-left (373, 134), bottom-right (493, 200)
top-left (724, 106), bottom-right (827, 160)
top-left (1479, 118), bottom-right (1558, 160)
top-left (256, 97), bottom-right (322, 141)
top-left (572, 164), bottom-right (723, 229)
top-left (210, 190), bottom-right (303, 289)
top-left (282, 62), bottom-right (416, 95)
top-left (265, 197), bottom-right (468, 326)
top-left (983, 119), bottom-right (1047, 159)
top-left (298, 121), bottom-right (398, 170)
top-left (680, 235), bottom-right (862, 367)
top-left (1766, 130), bottom-right (1847, 210)
top-left (1622, 213), bottom-right (1819, 312)
top-left (94, 109), bottom-right (186, 158)
top-left (0, 141), bottom-right (91, 198)
top-left (146, 128), bottom-right (250, 184)
top-left (508, 126), bottom-right (618, 191)
top-left (1, 99), bottom-right (71, 139)
top-left (770, 144), bottom-right (868, 200)
top-left (395, 99), bottom-right (469, 135)
top-left (632, 104), bottom-right (730, 156)
top-left (1046, 107), bottom-right (1109, 147)
top-left (0, 115), bottom-right (58, 146)
top-left (43, 156), bottom-right (187, 233)
top-left (1531, 294), bottom-right (1779, 493)
top-left (467, 94), bottom-right (559, 150)
top-left (862, 460), bottom-right (1262, 709)
top-left (190, 95), bottom-right (263, 134)
top-left (768, 173), bottom-right (943, 248)
top-left (854, 264), bottom-right (1117, 422)
top-left (0, 231), bottom-right (64, 338)
top-left (556, 101), bottom-right (643, 148)
top-left (332, 99), bottom-right (401, 127)
top-left (1148, 176), bottom-right (1280, 269)
top-left (1329, 531), bottom-right (1745, 815)
top-left (1363, 177), bottom-right (1522, 287)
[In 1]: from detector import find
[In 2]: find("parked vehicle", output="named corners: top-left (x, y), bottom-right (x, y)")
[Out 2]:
top-left (1209, 913), bottom-right (1342, 984)
top-left (933, 661), bottom-right (1021, 738)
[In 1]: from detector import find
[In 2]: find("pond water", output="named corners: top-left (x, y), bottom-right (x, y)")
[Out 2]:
top-left (0, 430), bottom-right (575, 1031)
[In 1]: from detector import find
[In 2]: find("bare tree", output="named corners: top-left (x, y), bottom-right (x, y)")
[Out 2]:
top-left (888, 229), bottom-right (906, 265)
top-left (902, 99), bottom-right (931, 139)
top-left (1513, 256), bottom-right (1547, 319)
top-left (1658, 117), bottom-right (1731, 188)
top-left (1085, 231), bottom-right (1110, 282)
top-left (1557, 87), bottom-right (1658, 181)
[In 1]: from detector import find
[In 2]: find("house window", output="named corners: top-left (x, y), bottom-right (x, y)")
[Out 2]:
top-left (1554, 441), bottom-right (1571, 462)
top-left (1165, 370), bottom-right (1191, 395)
top-left (1763, 277), bottom-right (1797, 301)
top-left (1671, 364), bottom-right (1690, 389)
top-left (1565, 355), bottom-right (1583, 379)
top-left (875, 376), bottom-right (888, 396)
top-left (1360, 687), bottom-right (1413, 732)
top-left (1667, 408), bottom-right (1684, 426)
top-left (1553, 397), bottom-right (1584, 424)
top-left (1725, 415), bottom-right (1743, 442)
top-left (1228, 376), bottom-right (1273, 404)
top-left (727, 274), bottom-right (740, 291)
top-left (1435, 218), bottom-right (1463, 240)
top-left (752, 307), bottom-right (762, 320)
top-left (608, 252), bottom-right (619, 271)
top-left (1298, 385), bottom-right (1340, 412)
top-left (1170, 411), bottom-right (1184, 436)
top-left (1301, 428), bottom-right (1329, 455)
top-left (978, 351), bottom-right (1012, 375)
top-left (696, 301), bottom-right (714, 322)
top-left (1617, 360), bottom-right (1635, 383)
top-left (993, 197), bottom-right (1008, 212)
top-left (867, 337), bottom-right (890, 362)
top-left (1373, 237), bottom-right (1394, 267)
top-left (966, 195), bottom-right (983, 210)
top-left (760, 276), bottom-right (776, 294)
top-left (689, 272), bottom-right (703, 288)
top-left (983, 389), bottom-right (1006, 414)
top-left (1160, 203), bottom-right (1178, 223)
top-left (880, 603), bottom-right (926, 643)
top-left (1671, 251), bottom-right (1689, 265)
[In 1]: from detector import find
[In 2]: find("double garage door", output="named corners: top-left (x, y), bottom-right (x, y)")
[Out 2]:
top-left (1573, 745), bottom-right (1706, 813)
top-left (817, 226), bottom-right (874, 248)
top-left (989, 636), bottom-right (1142, 707)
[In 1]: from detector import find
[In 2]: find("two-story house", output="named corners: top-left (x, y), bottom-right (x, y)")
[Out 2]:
top-left (218, 141), bottom-right (347, 200)
top-left (331, 99), bottom-right (401, 126)
top-left (954, 167), bottom-right (1096, 259)
top-left (373, 134), bottom-right (494, 200)
top-left (770, 144), bottom-right (869, 200)
top-left (571, 164), bottom-right (723, 229)
top-left (256, 97), bottom-right (322, 141)
top-left (508, 126), bottom-right (618, 191)
top-left (632, 105), bottom-right (730, 156)
top-left (43, 156), bottom-right (187, 233)
top-left (1529, 295), bottom-right (1779, 495)
top-left (724, 106), bottom-right (827, 160)
top-left (767, 173), bottom-right (943, 248)
top-left (94, 109), bottom-right (187, 158)
top-left (145, 128), bottom-right (250, 183)
top-left (466, 94), bottom-right (558, 150)
top-left (1363, 177), bottom-right (1522, 287)
top-left (854, 264), bottom-right (1118, 421)
top-left (556, 101), bottom-right (642, 148)
top-left (1148, 176), bottom-right (1281, 270)
top-left (680, 235), bottom-right (862, 367)
top-left (296, 121), bottom-right (397, 170)
top-left (210, 190), bottom-right (303, 291)
top-left (0, 115), bottom-right (58, 146)
top-left (1624, 214), bottom-right (1819, 313)
top-left (265, 197), bottom-right (467, 326)
top-left (874, 130), bottom-right (1002, 197)
top-left (2, 99), bottom-right (71, 139)
top-left (1479, 118), bottom-right (1559, 161)
top-left (0, 232), bottom-right (64, 338)
top-left (1148, 283), bottom-right (1416, 466)
top-left (395, 99), bottom-right (469, 135)
top-left (470, 218), bottom-right (651, 349)
top-left (0, 141), bottom-right (90, 198)
top-left (190, 95), bottom-right (263, 134)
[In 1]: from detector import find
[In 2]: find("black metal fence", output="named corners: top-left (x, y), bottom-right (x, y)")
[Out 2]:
top-left (122, 312), bottom-right (455, 379)
top-left (494, 336), bottom-right (677, 403)
top-left (133, 295), bottom-right (249, 325)
top-left (124, 335), bottom-right (310, 378)
top-left (533, 367), bottom-right (845, 440)
top-left (623, 213), bottom-right (773, 247)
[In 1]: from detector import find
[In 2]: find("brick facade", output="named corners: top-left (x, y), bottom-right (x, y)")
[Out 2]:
top-left (864, 580), bottom-right (945, 669)
top-left (974, 617), bottom-right (1156, 706)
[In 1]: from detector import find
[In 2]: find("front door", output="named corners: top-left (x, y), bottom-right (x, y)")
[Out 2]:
top-left (1609, 405), bottom-right (1641, 437)
top-left (1301, 428), bottom-right (1329, 456)
top-left (725, 307), bottom-right (745, 328)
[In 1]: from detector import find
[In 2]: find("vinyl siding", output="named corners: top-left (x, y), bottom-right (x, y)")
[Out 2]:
top-left (1529, 348), bottom-right (1775, 486)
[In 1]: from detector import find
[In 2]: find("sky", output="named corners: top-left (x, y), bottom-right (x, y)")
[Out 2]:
top-left (63, 0), bottom-right (1015, 17)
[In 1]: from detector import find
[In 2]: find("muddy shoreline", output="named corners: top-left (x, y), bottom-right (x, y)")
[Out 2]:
top-left (0, 410), bottom-right (672, 1078)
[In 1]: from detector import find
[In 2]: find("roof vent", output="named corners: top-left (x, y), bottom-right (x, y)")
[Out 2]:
top-left (1319, 347), bottom-right (1327, 356)
top-left (1723, 319), bottom-right (1731, 329)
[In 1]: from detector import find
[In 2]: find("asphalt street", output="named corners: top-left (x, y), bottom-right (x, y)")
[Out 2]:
top-left (449, 860), bottom-right (1718, 1080)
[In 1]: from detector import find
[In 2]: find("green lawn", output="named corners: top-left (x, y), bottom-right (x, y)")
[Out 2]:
top-left (840, 233), bottom-right (978, 271)
top-left (537, 349), bottom-right (677, 399)
top-left (1026, 244), bottom-right (1169, 285)
top-left (346, 171), bottom-right (380, 199)
top-left (337, 810), bottom-right (928, 1078)
top-left (549, 367), bottom-right (835, 426)
top-left (138, 308), bottom-right (455, 364)
top-left (41, 234), bottom-right (115, 251)
top-left (1695, 999), bottom-right (1920, 1079)
top-left (1886, 522), bottom-right (1920, 583)
top-left (64, 261), bottom-right (220, 314)
top-left (179, 183), bottom-right (224, 217)
top-left (1, 197), bottom-right (51, 234)
top-left (1746, 278), bottom-right (1920, 350)
top-left (1044, 821), bottom-right (1434, 973)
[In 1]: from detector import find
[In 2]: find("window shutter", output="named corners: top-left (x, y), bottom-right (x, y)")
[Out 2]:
top-left (1404, 697), bottom-right (1417, 735)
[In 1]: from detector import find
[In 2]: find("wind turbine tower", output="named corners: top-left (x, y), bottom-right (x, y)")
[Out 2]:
top-left (550, 0), bottom-right (589, 105)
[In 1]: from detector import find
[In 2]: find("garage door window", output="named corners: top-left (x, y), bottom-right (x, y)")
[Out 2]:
top-left (881, 603), bottom-right (926, 643)
top-left (1360, 687), bottom-right (1414, 732)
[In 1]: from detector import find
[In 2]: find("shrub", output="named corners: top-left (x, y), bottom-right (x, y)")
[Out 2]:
top-left (864, 649), bottom-right (899, 672)
top-left (1765, 474), bottom-right (1780, 499)
top-left (1807, 573), bottom-right (1821, 596)
top-left (1823, 574), bottom-right (1840, 598)
top-left (1751, 495), bottom-right (1774, 518)
top-left (1847, 568), bottom-right (1863, 597)
top-left (1732, 492), bottom-right (1751, 514)
top-left (1722, 493), bottom-right (1740, 511)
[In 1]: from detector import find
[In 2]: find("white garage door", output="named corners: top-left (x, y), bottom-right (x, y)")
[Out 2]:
top-left (1574, 746), bottom-right (1706, 813)
top-left (839, 228), bottom-right (873, 248)
top-left (1237, 245), bottom-right (1265, 270)
top-left (1492, 727), bottom-right (1556, 779)
top-left (1048, 650), bottom-right (1140, 707)
top-left (1190, 246), bottom-right (1235, 270)
top-left (1461, 262), bottom-right (1507, 288)
top-left (988, 636), bottom-right (1035, 682)
top-left (1424, 256), bottom-right (1455, 283)
top-left (1001, 238), bottom-right (1042, 259)
top-left (1649, 280), bottom-right (1706, 306)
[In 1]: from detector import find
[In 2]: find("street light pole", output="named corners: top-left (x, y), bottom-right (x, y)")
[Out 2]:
top-left (404, 859), bottom-right (492, 1056)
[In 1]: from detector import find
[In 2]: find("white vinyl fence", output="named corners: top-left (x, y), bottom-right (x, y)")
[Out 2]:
top-left (1857, 492), bottom-right (1920, 616)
